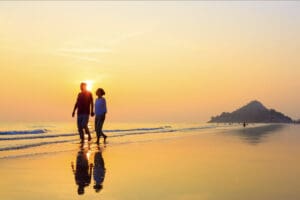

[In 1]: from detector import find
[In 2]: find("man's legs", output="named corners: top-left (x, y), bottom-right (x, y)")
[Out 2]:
top-left (77, 116), bottom-right (84, 142)
top-left (85, 126), bottom-right (91, 141)
top-left (82, 115), bottom-right (91, 141)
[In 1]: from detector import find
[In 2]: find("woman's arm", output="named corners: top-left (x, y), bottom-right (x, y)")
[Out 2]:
top-left (104, 98), bottom-right (107, 114)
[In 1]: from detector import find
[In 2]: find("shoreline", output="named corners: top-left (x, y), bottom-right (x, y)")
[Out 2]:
top-left (1, 124), bottom-right (300, 200)
top-left (0, 123), bottom-right (285, 160)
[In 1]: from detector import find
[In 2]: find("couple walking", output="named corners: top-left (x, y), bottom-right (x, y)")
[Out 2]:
top-left (72, 82), bottom-right (107, 144)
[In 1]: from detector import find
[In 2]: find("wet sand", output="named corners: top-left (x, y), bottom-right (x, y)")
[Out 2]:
top-left (1, 124), bottom-right (300, 200)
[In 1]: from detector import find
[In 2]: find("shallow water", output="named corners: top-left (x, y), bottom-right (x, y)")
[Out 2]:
top-left (0, 123), bottom-right (300, 200)
top-left (0, 121), bottom-right (238, 159)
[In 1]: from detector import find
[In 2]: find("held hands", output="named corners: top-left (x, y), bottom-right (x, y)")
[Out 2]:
top-left (72, 112), bottom-right (94, 117)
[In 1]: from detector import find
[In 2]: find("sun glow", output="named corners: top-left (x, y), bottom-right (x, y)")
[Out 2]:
top-left (84, 80), bottom-right (94, 92)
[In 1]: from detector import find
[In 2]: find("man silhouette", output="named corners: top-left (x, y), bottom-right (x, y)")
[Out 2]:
top-left (72, 82), bottom-right (94, 142)
top-left (71, 144), bottom-right (93, 195)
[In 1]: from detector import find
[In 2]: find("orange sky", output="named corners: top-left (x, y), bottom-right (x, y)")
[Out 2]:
top-left (0, 1), bottom-right (299, 122)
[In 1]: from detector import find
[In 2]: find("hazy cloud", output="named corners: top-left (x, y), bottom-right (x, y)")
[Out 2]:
top-left (56, 52), bottom-right (102, 63)
top-left (54, 31), bottom-right (146, 63)
top-left (57, 47), bottom-right (112, 54)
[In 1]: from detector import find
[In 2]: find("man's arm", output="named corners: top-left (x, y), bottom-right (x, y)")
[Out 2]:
top-left (72, 95), bottom-right (78, 117)
top-left (90, 93), bottom-right (94, 117)
top-left (72, 103), bottom-right (77, 117)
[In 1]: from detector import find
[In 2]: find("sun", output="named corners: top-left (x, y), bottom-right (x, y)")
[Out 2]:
top-left (84, 80), bottom-right (94, 91)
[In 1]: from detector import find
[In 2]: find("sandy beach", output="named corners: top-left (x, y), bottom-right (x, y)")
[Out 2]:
top-left (1, 124), bottom-right (300, 200)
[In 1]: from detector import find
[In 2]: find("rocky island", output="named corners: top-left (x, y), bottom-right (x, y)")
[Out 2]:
top-left (209, 100), bottom-right (293, 123)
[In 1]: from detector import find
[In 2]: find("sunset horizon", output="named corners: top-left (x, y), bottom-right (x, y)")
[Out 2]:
top-left (1, 1), bottom-right (300, 200)
top-left (0, 1), bottom-right (299, 123)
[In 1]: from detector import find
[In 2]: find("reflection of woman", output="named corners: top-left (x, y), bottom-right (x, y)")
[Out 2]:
top-left (71, 149), bottom-right (93, 195)
top-left (93, 147), bottom-right (106, 192)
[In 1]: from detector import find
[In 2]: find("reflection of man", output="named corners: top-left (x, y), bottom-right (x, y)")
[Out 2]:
top-left (71, 149), bottom-right (93, 195)
top-left (93, 147), bottom-right (106, 192)
top-left (72, 82), bottom-right (94, 143)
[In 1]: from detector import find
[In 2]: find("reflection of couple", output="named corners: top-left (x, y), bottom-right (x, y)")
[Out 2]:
top-left (71, 145), bottom-right (106, 195)
top-left (72, 82), bottom-right (107, 144)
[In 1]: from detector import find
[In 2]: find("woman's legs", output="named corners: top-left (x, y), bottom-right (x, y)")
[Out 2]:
top-left (95, 116), bottom-right (100, 144)
top-left (95, 115), bottom-right (106, 144)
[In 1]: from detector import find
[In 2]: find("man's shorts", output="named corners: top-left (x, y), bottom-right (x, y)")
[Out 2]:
top-left (77, 114), bottom-right (89, 130)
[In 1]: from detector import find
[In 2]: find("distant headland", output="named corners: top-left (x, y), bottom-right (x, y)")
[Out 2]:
top-left (208, 100), bottom-right (295, 123)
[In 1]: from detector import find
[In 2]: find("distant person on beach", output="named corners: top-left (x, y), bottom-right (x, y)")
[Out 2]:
top-left (72, 82), bottom-right (94, 142)
top-left (71, 148), bottom-right (93, 195)
top-left (93, 147), bottom-right (106, 192)
top-left (94, 88), bottom-right (107, 144)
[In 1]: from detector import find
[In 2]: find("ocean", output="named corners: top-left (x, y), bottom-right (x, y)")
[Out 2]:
top-left (0, 121), bottom-right (239, 159)
top-left (1, 122), bottom-right (300, 199)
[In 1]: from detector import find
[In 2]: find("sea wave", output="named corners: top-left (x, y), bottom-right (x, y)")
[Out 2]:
top-left (104, 126), bottom-right (172, 132)
top-left (0, 125), bottom-right (217, 141)
top-left (0, 126), bottom-right (170, 136)
top-left (0, 129), bottom-right (48, 135)
top-left (0, 126), bottom-right (172, 139)
top-left (0, 124), bottom-right (221, 151)
top-left (0, 133), bottom-right (77, 141)
top-left (0, 139), bottom-right (76, 151)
